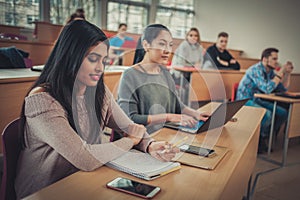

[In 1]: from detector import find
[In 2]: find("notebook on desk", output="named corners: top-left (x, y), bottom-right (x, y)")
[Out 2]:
top-left (106, 149), bottom-right (181, 180)
top-left (164, 99), bottom-right (248, 134)
top-left (275, 92), bottom-right (300, 99)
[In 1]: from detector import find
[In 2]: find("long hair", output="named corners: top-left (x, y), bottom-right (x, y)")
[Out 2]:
top-left (186, 27), bottom-right (201, 44)
top-left (133, 24), bottom-right (171, 64)
top-left (20, 20), bottom-right (110, 146)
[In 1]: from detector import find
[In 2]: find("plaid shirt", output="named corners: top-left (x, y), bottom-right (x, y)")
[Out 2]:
top-left (236, 62), bottom-right (286, 100)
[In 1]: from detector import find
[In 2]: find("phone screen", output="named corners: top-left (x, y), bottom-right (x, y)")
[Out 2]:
top-left (179, 144), bottom-right (215, 157)
top-left (106, 177), bottom-right (160, 199)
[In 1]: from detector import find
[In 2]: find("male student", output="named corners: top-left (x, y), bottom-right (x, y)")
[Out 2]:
top-left (203, 32), bottom-right (240, 70)
top-left (236, 48), bottom-right (293, 153)
top-left (109, 23), bottom-right (135, 64)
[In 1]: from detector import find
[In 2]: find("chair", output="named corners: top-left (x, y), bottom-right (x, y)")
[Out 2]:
top-left (0, 118), bottom-right (21, 200)
top-left (231, 82), bottom-right (239, 101)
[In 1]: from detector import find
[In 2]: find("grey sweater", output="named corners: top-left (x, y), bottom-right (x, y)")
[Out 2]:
top-left (15, 87), bottom-right (152, 199)
top-left (117, 66), bottom-right (185, 134)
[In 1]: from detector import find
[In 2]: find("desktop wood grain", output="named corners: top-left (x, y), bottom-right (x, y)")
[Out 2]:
top-left (23, 104), bottom-right (265, 200)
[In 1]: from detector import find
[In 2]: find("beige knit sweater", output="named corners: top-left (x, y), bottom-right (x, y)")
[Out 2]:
top-left (15, 88), bottom-right (152, 199)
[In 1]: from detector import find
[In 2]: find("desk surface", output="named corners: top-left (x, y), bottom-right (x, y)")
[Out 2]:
top-left (254, 93), bottom-right (300, 103)
top-left (24, 104), bottom-right (265, 200)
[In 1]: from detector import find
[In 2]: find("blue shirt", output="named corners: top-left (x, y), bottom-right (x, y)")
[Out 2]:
top-left (109, 36), bottom-right (133, 47)
top-left (236, 62), bottom-right (286, 100)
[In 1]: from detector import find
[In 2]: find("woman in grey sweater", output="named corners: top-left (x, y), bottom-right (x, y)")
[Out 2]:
top-left (15, 20), bottom-right (178, 199)
top-left (118, 24), bottom-right (209, 134)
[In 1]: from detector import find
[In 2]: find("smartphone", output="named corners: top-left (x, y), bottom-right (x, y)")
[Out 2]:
top-left (106, 177), bottom-right (161, 199)
top-left (179, 144), bottom-right (215, 157)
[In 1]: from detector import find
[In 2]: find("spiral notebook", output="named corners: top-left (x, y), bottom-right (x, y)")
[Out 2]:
top-left (106, 149), bottom-right (181, 180)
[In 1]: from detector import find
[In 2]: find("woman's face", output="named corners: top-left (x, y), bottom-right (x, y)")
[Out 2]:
top-left (187, 30), bottom-right (199, 45)
top-left (146, 30), bottom-right (173, 65)
top-left (76, 42), bottom-right (108, 95)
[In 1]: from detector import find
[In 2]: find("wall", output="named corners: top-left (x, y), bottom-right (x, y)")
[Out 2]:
top-left (194, 0), bottom-right (300, 73)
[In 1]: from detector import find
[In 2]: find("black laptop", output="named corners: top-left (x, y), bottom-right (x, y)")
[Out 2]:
top-left (164, 99), bottom-right (248, 134)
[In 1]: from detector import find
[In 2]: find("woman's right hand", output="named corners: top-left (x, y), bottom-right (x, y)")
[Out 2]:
top-left (167, 114), bottom-right (198, 127)
top-left (126, 124), bottom-right (146, 145)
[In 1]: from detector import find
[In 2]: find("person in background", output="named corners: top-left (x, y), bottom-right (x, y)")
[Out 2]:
top-left (118, 24), bottom-right (209, 134)
top-left (109, 23), bottom-right (135, 64)
top-left (66, 8), bottom-right (86, 24)
top-left (203, 32), bottom-right (240, 70)
top-left (170, 27), bottom-right (205, 102)
top-left (236, 47), bottom-right (293, 153)
top-left (171, 27), bottom-right (204, 69)
top-left (15, 20), bottom-right (178, 199)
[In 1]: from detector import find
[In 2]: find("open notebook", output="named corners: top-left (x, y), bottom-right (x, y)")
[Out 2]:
top-left (106, 149), bottom-right (181, 180)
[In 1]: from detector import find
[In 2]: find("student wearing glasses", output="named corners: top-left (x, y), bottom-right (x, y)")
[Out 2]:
top-left (117, 24), bottom-right (209, 135)
top-left (236, 48), bottom-right (293, 153)
top-left (15, 20), bottom-right (178, 199)
top-left (203, 32), bottom-right (240, 70)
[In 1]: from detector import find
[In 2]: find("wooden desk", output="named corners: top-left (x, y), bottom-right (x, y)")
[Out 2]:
top-left (190, 70), bottom-right (300, 102)
top-left (24, 104), bottom-right (265, 200)
top-left (0, 39), bottom-right (54, 65)
top-left (189, 69), bottom-right (245, 102)
top-left (254, 93), bottom-right (300, 166)
top-left (0, 68), bottom-right (124, 152)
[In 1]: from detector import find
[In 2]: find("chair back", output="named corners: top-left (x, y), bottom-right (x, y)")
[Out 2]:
top-left (231, 82), bottom-right (239, 101)
top-left (0, 118), bottom-right (21, 200)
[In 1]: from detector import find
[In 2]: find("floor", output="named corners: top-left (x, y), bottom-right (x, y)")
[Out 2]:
top-left (251, 134), bottom-right (300, 200)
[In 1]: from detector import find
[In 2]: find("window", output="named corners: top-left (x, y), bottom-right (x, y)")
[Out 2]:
top-left (27, 14), bottom-right (39, 24)
top-left (156, 0), bottom-right (194, 38)
top-left (107, 0), bottom-right (150, 33)
top-left (0, 0), bottom-right (39, 28)
top-left (50, 0), bottom-right (96, 25)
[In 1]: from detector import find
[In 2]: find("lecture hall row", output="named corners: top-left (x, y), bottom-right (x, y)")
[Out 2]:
top-left (0, 22), bottom-right (259, 68)
top-left (1, 22), bottom-right (300, 153)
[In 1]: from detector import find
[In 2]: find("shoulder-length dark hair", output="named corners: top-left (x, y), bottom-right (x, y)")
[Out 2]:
top-left (20, 20), bottom-right (110, 146)
top-left (133, 24), bottom-right (171, 64)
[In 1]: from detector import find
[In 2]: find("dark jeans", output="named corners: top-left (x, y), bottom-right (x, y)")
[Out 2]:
top-left (246, 99), bottom-right (288, 138)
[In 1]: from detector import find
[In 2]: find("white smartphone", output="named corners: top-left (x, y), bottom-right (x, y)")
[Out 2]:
top-left (106, 177), bottom-right (161, 199)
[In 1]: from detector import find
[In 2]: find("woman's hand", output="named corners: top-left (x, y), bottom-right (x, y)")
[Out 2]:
top-left (148, 141), bottom-right (180, 162)
top-left (126, 124), bottom-right (146, 145)
top-left (167, 114), bottom-right (198, 127)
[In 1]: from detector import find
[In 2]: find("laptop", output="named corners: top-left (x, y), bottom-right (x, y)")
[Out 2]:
top-left (275, 92), bottom-right (300, 99)
top-left (164, 99), bottom-right (248, 134)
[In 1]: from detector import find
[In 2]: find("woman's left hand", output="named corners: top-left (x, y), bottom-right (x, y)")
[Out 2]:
top-left (148, 141), bottom-right (180, 162)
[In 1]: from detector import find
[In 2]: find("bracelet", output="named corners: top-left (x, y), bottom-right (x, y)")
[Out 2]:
top-left (275, 74), bottom-right (282, 79)
top-left (146, 141), bottom-right (154, 153)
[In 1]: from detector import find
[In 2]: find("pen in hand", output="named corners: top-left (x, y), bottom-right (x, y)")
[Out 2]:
top-left (159, 136), bottom-right (188, 154)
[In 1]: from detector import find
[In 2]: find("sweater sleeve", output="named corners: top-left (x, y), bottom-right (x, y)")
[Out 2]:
top-left (25, 93), bottom-right (134, 172)
top-left (104, 86), bottom-right (154, 152)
